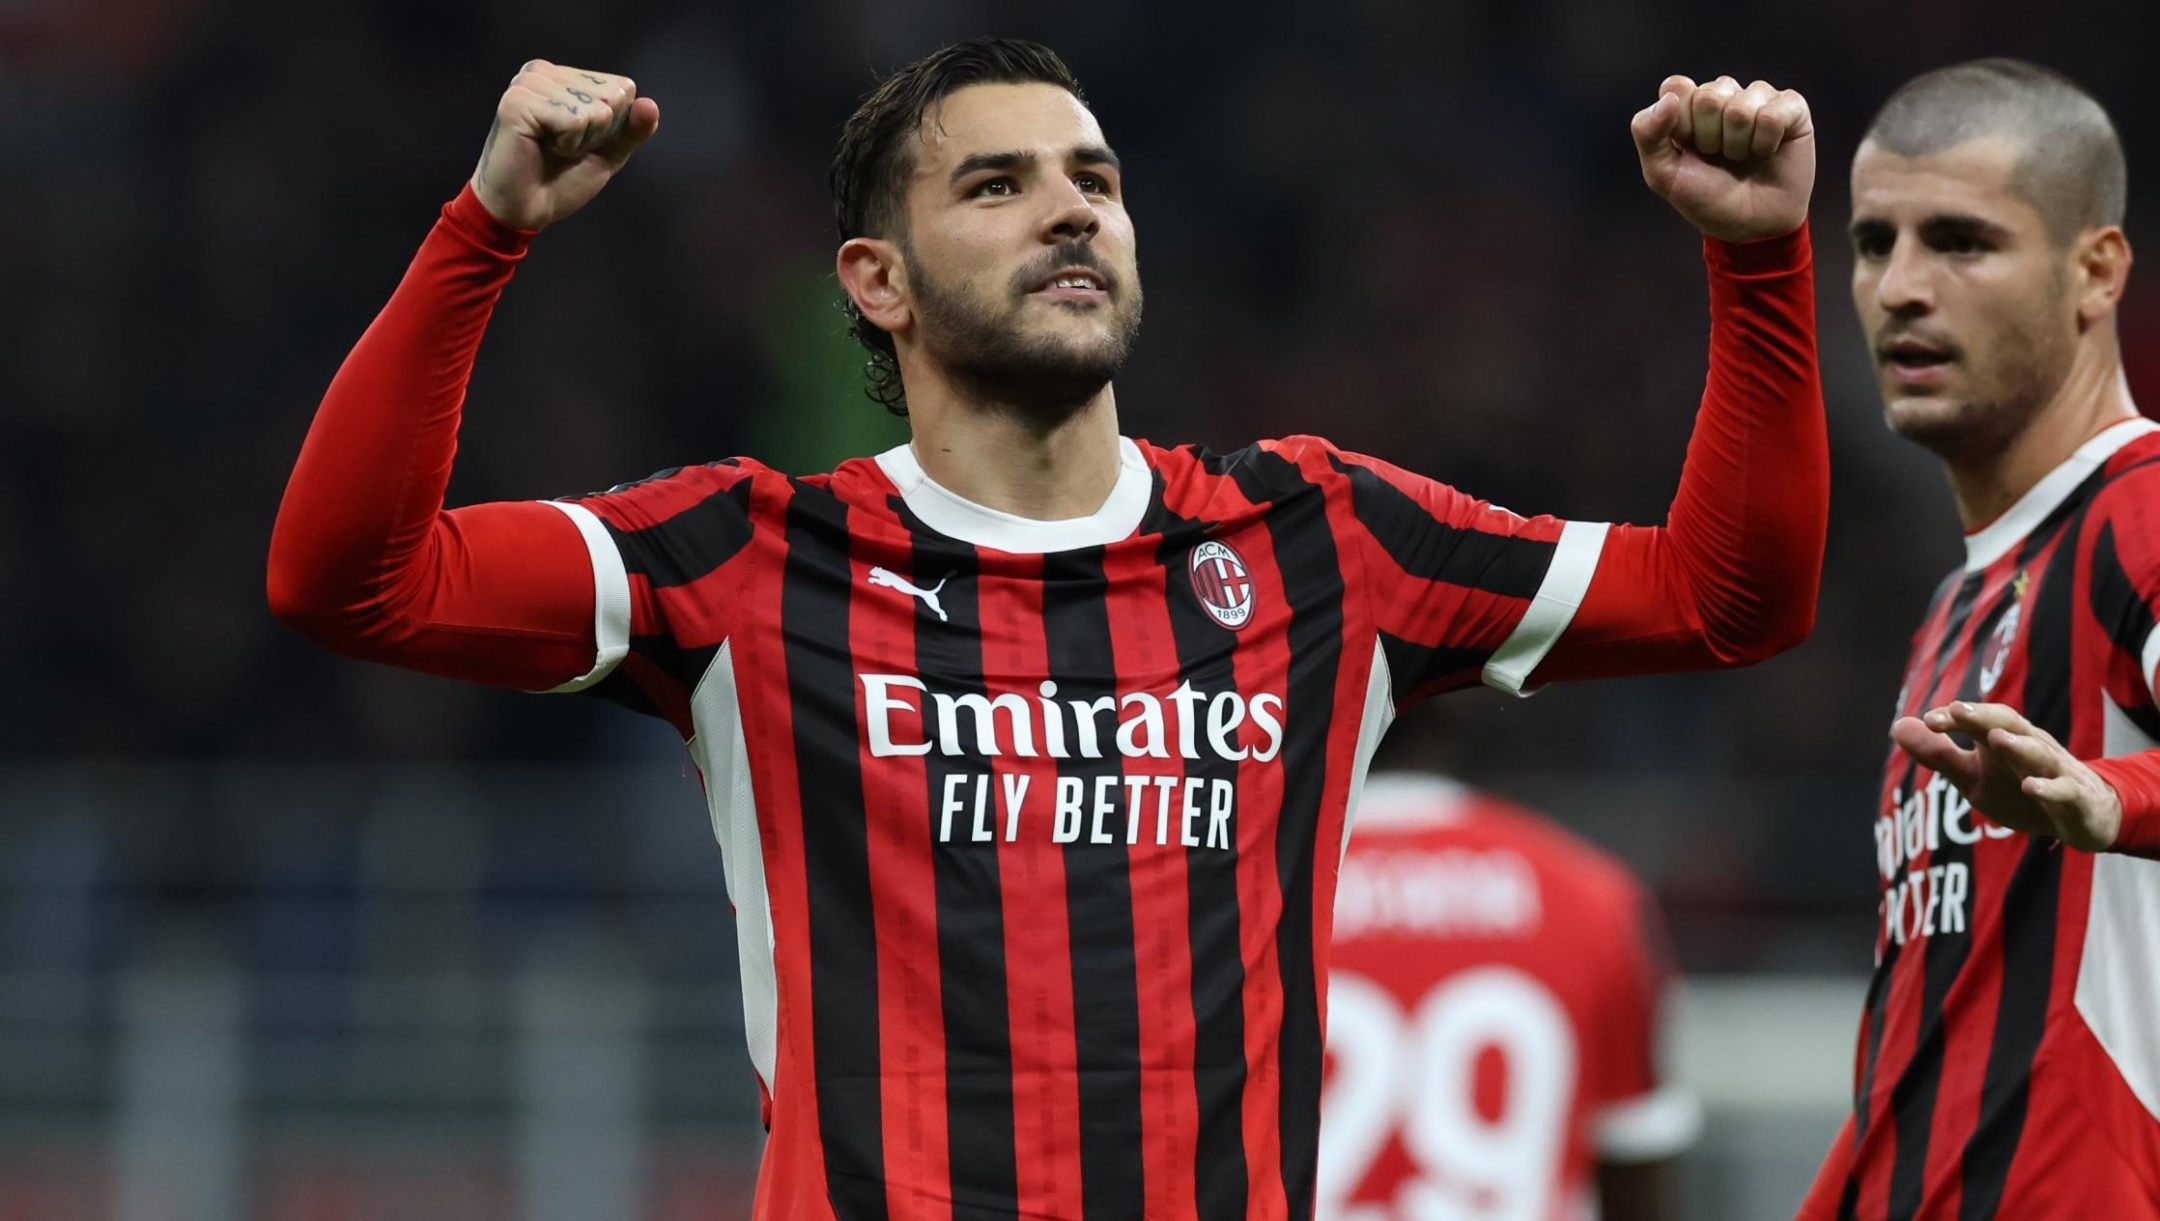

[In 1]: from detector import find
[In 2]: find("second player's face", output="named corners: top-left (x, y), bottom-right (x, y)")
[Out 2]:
top-left (896, 82), bottom-right (1143, 414)
top-left (1848, 137), bottom-right (2079, 461)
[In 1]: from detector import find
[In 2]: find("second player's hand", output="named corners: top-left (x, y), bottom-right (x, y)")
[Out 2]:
top-left (471, 60), bottom-right (661, 231)
top-left (1631, 75), bottom-right (1813, 243)
top-left (1891, 701), bottom-right (2124, 852)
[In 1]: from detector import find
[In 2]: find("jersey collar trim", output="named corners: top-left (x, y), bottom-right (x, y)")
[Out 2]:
top-left (1963, 417), bottom-right (2160, 571)
top-left (874, 436), bottom-right (1152, 554)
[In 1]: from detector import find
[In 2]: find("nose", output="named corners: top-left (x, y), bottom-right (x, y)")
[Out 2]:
top-left (1040, 180), bottom-right (1100, 243)
top-left (1875, 237), bottom-right (1934, 317)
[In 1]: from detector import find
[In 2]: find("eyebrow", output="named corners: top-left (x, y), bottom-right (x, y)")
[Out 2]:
top-left (948, 145), bottom-right (1123, 187)
top-left (1848, 213), bottom-right (2016, 242)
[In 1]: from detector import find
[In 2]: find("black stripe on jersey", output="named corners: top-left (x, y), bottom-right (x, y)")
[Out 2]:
top-left (891, 505), bottom-right (1021, 1218)
top-left (781, 487), bottom-right (887, 1221)
top-left (1147, 483), bottom-right (1253, 1221)
top-left (1958, 482), bottom-right (2092, 1219)
top-left (1851, 942), bottom-right (1899, 1145)
top-left (606, 481), bottom-right (755, 589)
top-left (2086, 521), bottom-right (2160, 740)
top-left (1326, 454), bottom-right (1555, 598)
top-left (1042, 546), bottom-right (1147, 1220)
top-left (1379, 629), bottom-right (1490, 703)
top-left (1884, 567), bottom-right (2000, 1215)
top-left (580, 636), bottom-right (720, 718)
top-left (1234, 452), bottom-right (1346, 1220)
top-left (1850, 570), bottom-right (1963, 1156)
top-left (2088, 521), bottom-right (2156, 663)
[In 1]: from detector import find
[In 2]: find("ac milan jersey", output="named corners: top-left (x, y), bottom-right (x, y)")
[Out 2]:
top-left (268, 186), bottom-right (1825, 1221)
top-left (1322, 775), bottom-right (1697, 1221)
top-left (1802, 419), bottom-right (2160, 1220)
top-left (546, 436), bottom-right (1608, 1221)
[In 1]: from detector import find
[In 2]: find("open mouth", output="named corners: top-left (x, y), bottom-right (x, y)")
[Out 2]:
top-left (1029, 267), bottom-right (1110, 299)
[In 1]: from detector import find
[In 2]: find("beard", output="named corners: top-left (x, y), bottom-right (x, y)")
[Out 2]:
top-left (1881, 321), bottom-right (2071, 466)
top-left (908, 240), bottom-right (1144, 428)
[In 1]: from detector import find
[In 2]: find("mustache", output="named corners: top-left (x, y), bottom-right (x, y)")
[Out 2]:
top-left (1011, 243), bottom-right (1119, 296)
top-left (1876, 323), bottom-right (1962, 362)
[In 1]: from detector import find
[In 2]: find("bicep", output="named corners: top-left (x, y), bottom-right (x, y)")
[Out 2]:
top-left (284, 499), bottom-right (615, 691)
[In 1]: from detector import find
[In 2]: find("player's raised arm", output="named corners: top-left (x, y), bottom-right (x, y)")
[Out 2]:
top-left (267, 62), bottom-right (662, 690)
top-left (1531, 76), bottom-right (1828, 682)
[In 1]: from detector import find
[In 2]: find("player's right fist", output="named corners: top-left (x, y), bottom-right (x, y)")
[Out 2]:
top-left (470, 60), bottom-right (660, 231)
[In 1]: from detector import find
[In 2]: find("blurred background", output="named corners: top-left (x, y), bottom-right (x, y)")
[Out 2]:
top-left (4, 0), bottom-right (2158, 1216)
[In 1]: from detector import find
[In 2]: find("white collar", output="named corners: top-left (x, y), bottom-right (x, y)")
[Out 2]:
top-left (874, 436), bottom-right (1153, 554)
top-left (1964, 417), bottom-right (2159, 571)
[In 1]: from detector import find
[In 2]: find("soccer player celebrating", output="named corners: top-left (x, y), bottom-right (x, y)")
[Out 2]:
top-left (1322, 767), bottom-right (1697, 1221)
top-left (1798, 60), bottom-right (2160, 1219)
top-left (269, 40), bottom-right (1824, 1220)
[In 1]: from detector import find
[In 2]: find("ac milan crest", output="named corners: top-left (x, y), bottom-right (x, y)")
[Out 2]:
top-left (1188, 540), bottom-right (1255, 630)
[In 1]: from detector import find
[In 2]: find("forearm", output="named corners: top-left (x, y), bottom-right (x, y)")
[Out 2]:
top-left (1539, 226), bottom-right (1827, 681)
top-left (266, 186), bottom-right (599, 687)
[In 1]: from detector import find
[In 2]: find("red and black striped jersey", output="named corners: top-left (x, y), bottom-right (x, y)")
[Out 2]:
top-left (267, 186), bottom-right (1826, 1221)
top-left (551, 434), bottom-right (1608, 1221)
top-left (1800, 420), bottom-right (2160, 1220)
top-left (1323, 775), bottom-right (1697, 1221)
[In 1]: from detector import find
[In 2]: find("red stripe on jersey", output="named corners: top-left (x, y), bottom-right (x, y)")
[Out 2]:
top-left (849, 544), bottom-right (953, 1221)
top-left (730, 483), bottom-right (839, 1221)
top-left (985, 564), bottom-right (1089, 1221)
top-left (1098, 540), bottom-right (1204, 1221)
top-left (1220, 510), bottom-right (1293, 1221)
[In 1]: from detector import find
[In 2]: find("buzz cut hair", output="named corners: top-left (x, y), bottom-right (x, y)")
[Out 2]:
top-left (1863, 57), bottom-right (2127, 245)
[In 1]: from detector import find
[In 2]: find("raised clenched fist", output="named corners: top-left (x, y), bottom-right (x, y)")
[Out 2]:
top-left (470, 59), bottom-right (661, 231)
top-left (1631, 75), bottom-right (1814, 244)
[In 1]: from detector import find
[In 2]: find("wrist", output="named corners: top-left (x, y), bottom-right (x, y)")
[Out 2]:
top-left (2089, 754), bottom-right (2160, 858)
top-left (1704, 223), bottom-right (1811, 276)
top-left (442, 181), bottom-right (539, 258)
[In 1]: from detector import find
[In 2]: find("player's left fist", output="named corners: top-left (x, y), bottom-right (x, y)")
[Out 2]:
top-left (1892, 701), bottom-right (2124, 853)
top-left (1631, 75), bottom-right (1814, 243)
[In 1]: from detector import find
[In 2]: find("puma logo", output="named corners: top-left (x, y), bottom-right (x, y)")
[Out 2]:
top-left (868, 567), bottom-right (949, 622)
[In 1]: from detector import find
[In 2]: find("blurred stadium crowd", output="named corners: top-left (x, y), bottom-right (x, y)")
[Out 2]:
top-left (2, 0), bottom-right (2156, 1215)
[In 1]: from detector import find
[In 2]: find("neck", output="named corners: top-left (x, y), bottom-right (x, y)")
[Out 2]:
top-left (1946, 343), bottom-right (2139, 530)
top-left (901, 374), bottom-right (1124, 520)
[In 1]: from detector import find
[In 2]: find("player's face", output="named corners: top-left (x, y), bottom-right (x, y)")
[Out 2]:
top-left (897, 82), bottom-right (1143, 420)
top-left (1849, 136), bottom-right (2079, 462)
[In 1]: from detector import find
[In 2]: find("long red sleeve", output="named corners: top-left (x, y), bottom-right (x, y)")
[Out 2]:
top-left (1537, 226), bottom-right (1827, 682)
top-left (2092, 752), bottom-right (2160, 859)
top-left (266, 186), bottom-right (601, 689)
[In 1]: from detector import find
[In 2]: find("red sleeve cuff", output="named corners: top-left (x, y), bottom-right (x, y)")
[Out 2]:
top-left (441, 181), bottom-right (538, 259)
top-left (1704, 223), bottom-right (1811, 277)
top-left (2091, 752), bottom-right (2160, 859)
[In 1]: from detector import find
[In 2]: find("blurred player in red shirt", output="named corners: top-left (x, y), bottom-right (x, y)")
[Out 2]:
top-left (1800, 59), bottom-right (2160, 1219)
top-left (1323, 719), bottom-right (1697, 1221)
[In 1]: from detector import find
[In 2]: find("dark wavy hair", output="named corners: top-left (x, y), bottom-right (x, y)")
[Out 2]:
top-left (830, 38), bottom-right (1086, 417)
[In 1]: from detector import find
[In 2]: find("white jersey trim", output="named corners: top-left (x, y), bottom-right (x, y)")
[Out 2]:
top-left (1964, 417), bottom-right (2160, 571)
top-left (2141, 621), bottom-right (2160, 709)
top-left (539, 500), bottom-right (631, 693)
top-left (1483, 520), bottom-right (1609, 695)
top-left (1338, 636), bottom-right (1399, 866)
top-left (687, 640), bottom-right (780, 1097)
top-left (874, 437), bottom-right (1152, 554)
top-left (1592, 1083), bottom-right (1703, 1162)
top-left (2074, 698), bottom-right (2160, 1123)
